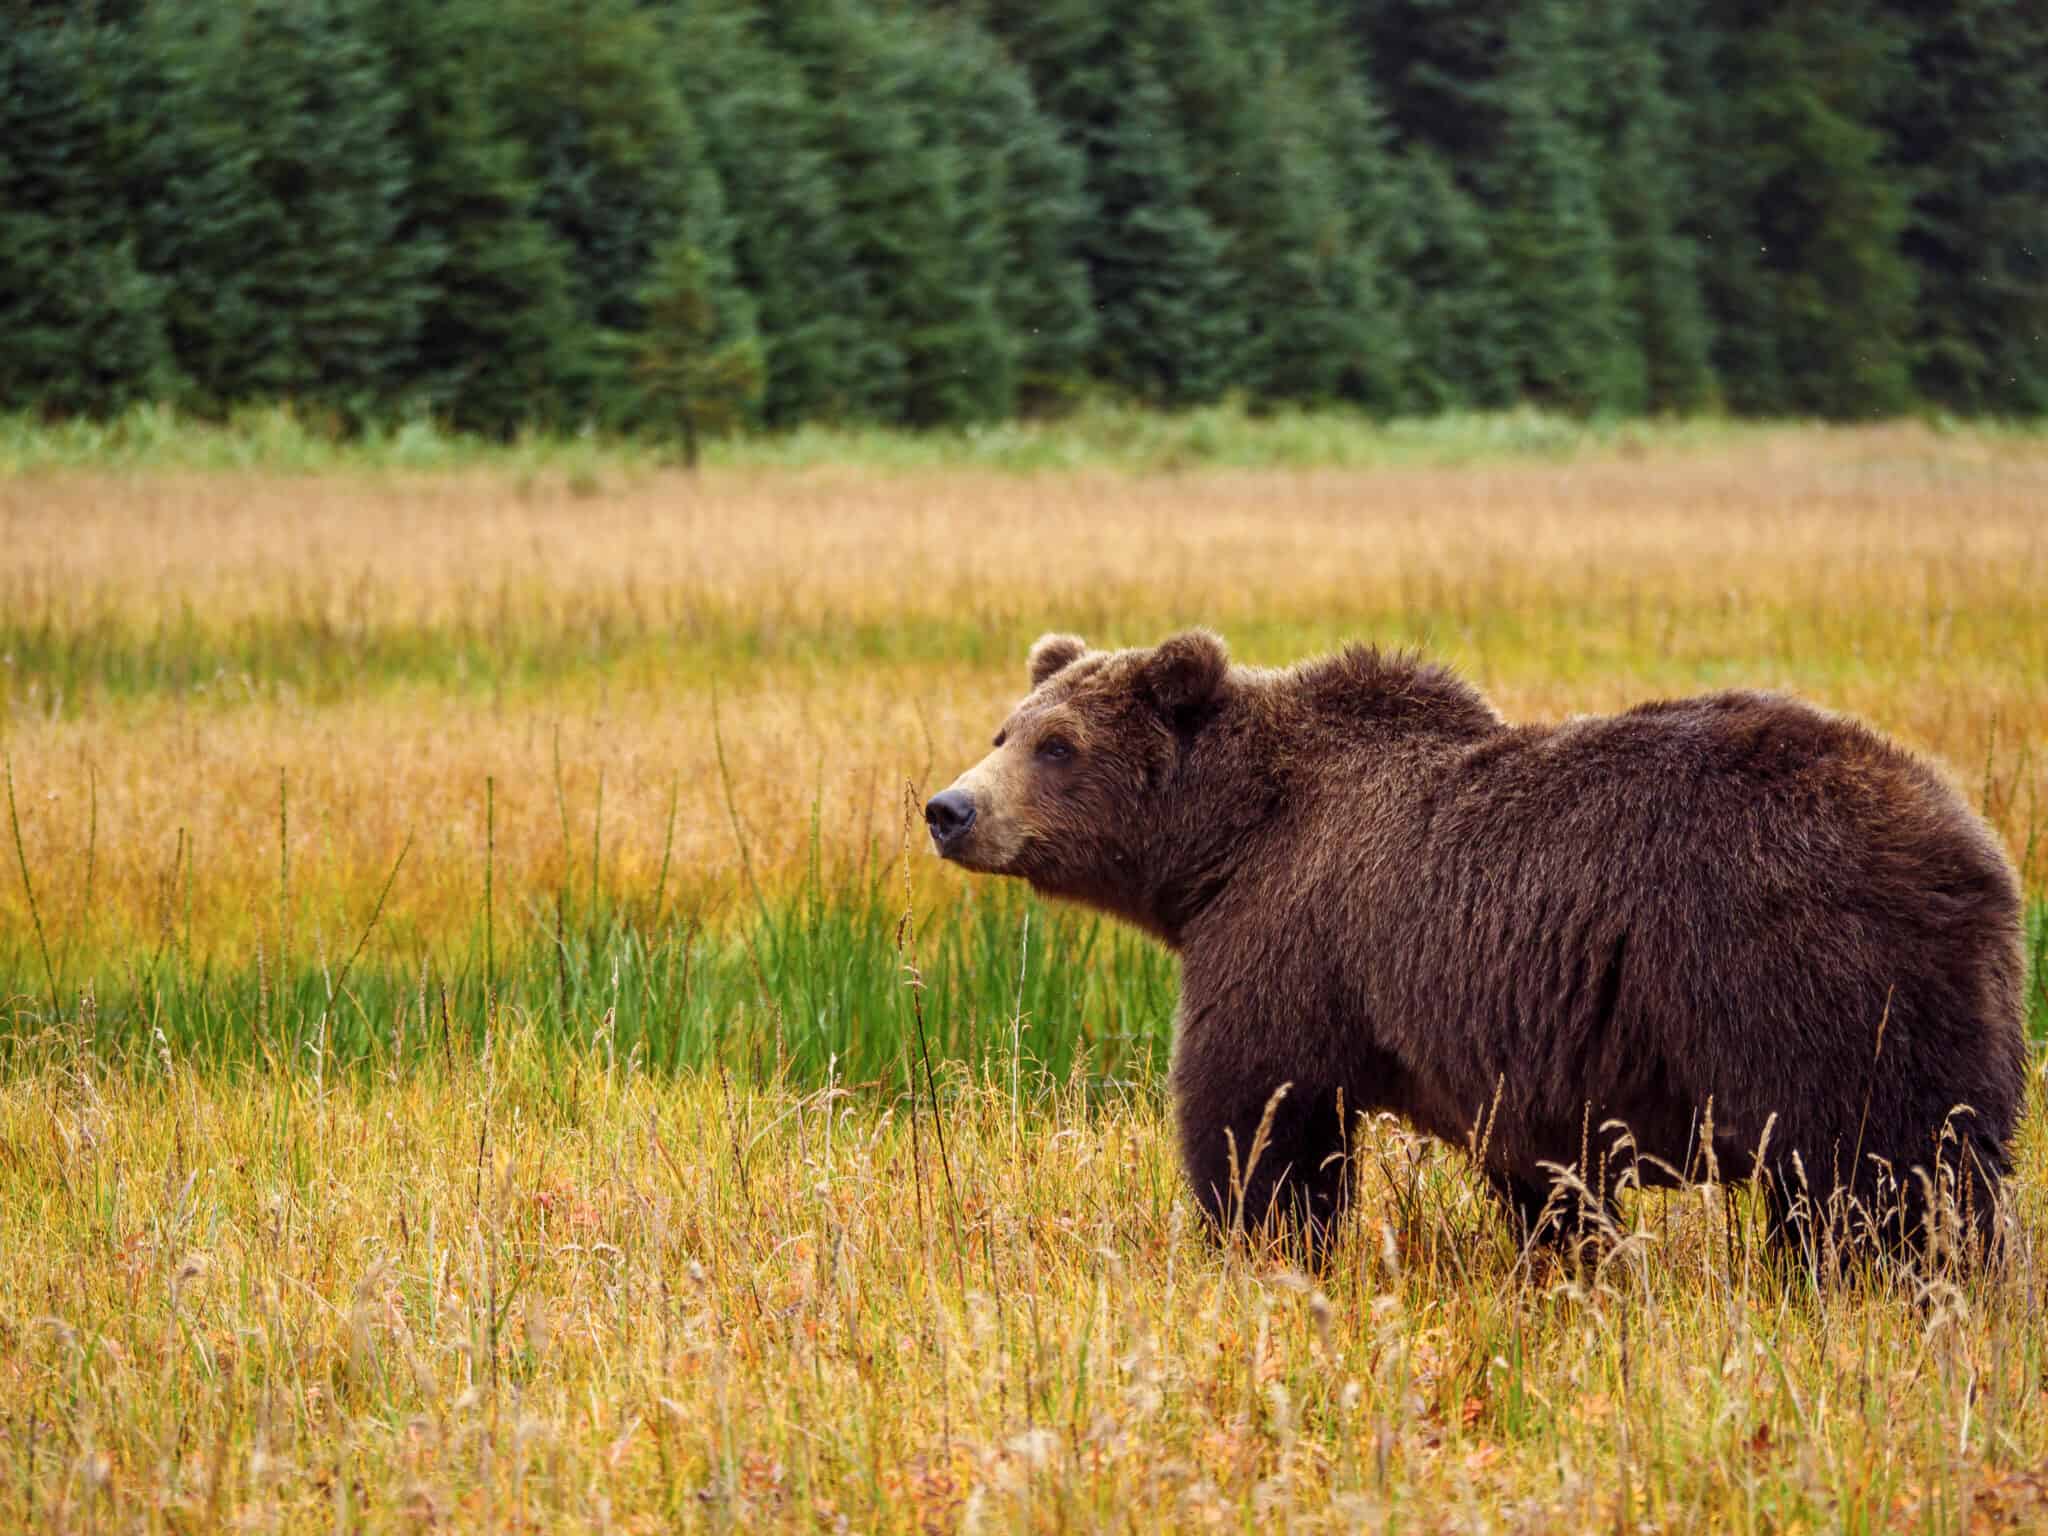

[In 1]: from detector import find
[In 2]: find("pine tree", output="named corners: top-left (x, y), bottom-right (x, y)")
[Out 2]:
top-left (1883, 0), bottom-right (2048, 411)
top-left (487, 0), bottom-right (741, 427)
top-left (1665, 1), bottom-right (1784, 408)
top-left (1345, 0), bottom-right (1518, 170)
top-left (1341, 0), bottom-right (1522, 411)
top-left (1586, 0), bottom-right (1717, 411)
top-left (359, 0), bottom-right (582, 436)
top-left (1688, 0), bottom-right (1916, 416)
top-left (665, 1), bottom-right (878, 426)
top-left (1089, 47), bottom-right (1248, 404)
top-left (762, 0), bottom-right (1014, 426)
top-left (1754, 3), bottom-right (1916, 416)
top-left (9, 0), bottom-right (2041, 428)
top-left (1486, 0), bottom-right (1636, 412)
top-left (1146, 0), bottom-right (1389, 408)
top-left (130, 0), bottom-right (431, 423)
top-left (633, 238), bottom-right (765, 468)
top-left (1236, 7), bottom-right (1410, 408)
top-left (919, 11), bottom-right (1097, 412)
top-left (979, 0), bottom-right (1253, 405)
top-left (1383, 150), bottom-right (1519, 410)
top-left (0, 17), bottom-right (174, 416)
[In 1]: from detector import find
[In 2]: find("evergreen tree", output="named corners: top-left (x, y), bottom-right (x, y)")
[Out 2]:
top-left (1882, 0), bottom-right (2048, 411)
top-left (764, 0), bottom-right (1013, 425)
top-left (633, 238), bottom-right (765, 467)
top-left (666, 1), bottom-right (878, 425)
top-left (1485, 0), bottom-right (1636, 412)
top-left (1345, 0), bottom-right (1518, 171)
top-left (1753, 3), bottom-right (1916, 415)
top-left (131, 0), bottom-right (431, 423)
top-left (488, 0), bottom-right (742, 427)
top-left (1293, 26), bottom-right (1414, 411)
top-left (1586, 0), bottom-right (1717, 411)
top-left (360, 0), bottom-right (582, 436)
top-left (978, 0), bottom-right (1247, 404)
top-left (4, 0), bottom-right (2043, 429)
top-left (1090, 48), bottom-right (1248, 404)
top-left (1198, 1), bottom-right (1409, 407)
top-left (920, 12), bottom-right (1097, 411)
top-left (1342, 0), bottom-right (1523, 410)
top-left (1690, 0), bottom-right (1916, 415)
top-left (1383, 150), bottom-right (1519, 410)
top-left (128, 0), bottom-right (431, 423)
top-left (1664, 0), bottom-right (1783, 407)
top-left (973, 0), bottom-right (1124, 172)
top-left (0, 18), bottom-right (174, 416)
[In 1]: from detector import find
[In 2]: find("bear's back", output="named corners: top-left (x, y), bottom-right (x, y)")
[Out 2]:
top-left (1274, 684), bottom-right (2025, 1182)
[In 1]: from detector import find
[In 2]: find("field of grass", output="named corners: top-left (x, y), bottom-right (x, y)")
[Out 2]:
top-left (5, 1031), bottom-right (2048, 1534)
top-left (2, 413), bottom-right (2047, 1530)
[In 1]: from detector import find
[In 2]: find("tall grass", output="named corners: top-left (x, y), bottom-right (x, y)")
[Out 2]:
top-left (1, 662), bottom-right (1182, 1082)
top-left (5, 436), bottom-right (2044, 973)
top-left (2, 1023), bottom-right (2045, 1532)
top-left (5, 864), bottom-right (2042, 1089)
top-left (0, 876), bottom-right (1178, 1089)
top-left (0, 399), bottom-right (1885, 476)
top-left (3, 431), bottom-right (2048, 1529)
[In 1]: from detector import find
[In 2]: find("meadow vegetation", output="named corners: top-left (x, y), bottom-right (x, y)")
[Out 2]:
top-left (2, 416), bottom-right (2046, 1530)
top-left (4, 1030), bottom-right (2047, 1533)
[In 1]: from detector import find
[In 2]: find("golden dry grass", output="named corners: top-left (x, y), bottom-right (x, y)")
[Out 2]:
top-left (4, 424), bottom-right (2048, 1532)
top-left (2, 1031), bottom-right (2046, 1533)
top-left (3, 423), bottom-right (2044, 966)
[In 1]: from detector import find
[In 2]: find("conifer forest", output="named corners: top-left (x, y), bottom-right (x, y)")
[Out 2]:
top-left (4, 0), bottom-right (2045, 436)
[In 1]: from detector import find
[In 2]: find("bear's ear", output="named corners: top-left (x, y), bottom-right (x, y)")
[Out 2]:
top-left (1141, 630), bottom-right (1229, 720)
top-left (1028, 632), bottom-right (1088, 689)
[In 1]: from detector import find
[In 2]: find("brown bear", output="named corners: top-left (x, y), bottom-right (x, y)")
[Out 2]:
top-left (925, 630), bottom-right (2029, 1264)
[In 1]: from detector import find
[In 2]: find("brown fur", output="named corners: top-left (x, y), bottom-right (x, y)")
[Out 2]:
top-left (929, 631), bottom-right (2030, 1264)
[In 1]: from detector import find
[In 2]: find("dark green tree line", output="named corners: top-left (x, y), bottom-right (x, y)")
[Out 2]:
top-left (1, 0), bottom-right (2042, 431)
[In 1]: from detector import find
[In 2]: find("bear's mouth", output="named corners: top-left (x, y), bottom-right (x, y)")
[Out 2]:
top-left (925, 759), bottom-right (1032, 875)
top-left (926, 812), bottom-right (1026, 876)
top-left (930, 828), bottom-right (1003, 872)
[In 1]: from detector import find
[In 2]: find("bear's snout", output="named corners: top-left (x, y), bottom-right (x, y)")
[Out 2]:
top-left (924, 789), bottom-right (977, 855)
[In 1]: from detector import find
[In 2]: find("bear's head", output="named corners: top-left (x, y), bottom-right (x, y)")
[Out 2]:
top-left (924, 629), bottom-right (1253, 944)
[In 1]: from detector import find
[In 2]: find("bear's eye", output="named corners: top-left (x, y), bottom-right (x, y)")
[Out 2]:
top-left (1036, 736), bottom-right (1074, 763)
top-left (992, 729), bottom-right (1008, 749)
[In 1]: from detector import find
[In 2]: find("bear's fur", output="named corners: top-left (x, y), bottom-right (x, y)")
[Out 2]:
top-left (927, 630), bottom-right (2029, 1263)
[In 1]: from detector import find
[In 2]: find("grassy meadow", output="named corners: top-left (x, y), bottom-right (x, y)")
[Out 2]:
top-left (2, 411), bottom-right (2048, 1531)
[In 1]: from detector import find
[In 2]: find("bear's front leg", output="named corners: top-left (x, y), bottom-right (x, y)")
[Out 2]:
top-left (1174, 1069), bottom-right (1351, 1261)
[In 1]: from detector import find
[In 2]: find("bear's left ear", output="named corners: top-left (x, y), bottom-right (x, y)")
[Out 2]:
top-left (1141, 630), bottom-right (1228, 721)
top-left (1028, 632), bottom-right (1088, 689)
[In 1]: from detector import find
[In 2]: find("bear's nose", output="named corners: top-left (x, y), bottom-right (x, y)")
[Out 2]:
top-left (924, 789), bottom-right (976, 846)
